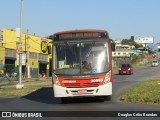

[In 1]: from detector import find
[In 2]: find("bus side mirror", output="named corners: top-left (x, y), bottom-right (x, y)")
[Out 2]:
top-left (47, 46), bottom-right (51, 54)
top-left (111, 43), bottom-right (115, 51)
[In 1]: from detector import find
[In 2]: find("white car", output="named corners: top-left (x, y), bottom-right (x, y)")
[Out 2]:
top-left (152, 60), bottom-right (159, 67)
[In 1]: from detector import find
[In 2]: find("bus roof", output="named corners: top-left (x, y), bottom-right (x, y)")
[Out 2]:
top-left (53, 29), bottom-right (109, 36)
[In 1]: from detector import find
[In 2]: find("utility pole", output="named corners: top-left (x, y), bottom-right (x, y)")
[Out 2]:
top-left (16, 0), bottom-right (24, 89)
top-left (27, 29), bottom-right (31, 78)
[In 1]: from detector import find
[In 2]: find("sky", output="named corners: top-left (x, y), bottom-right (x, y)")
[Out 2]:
top-left (0, 0), bottom-right (160, 49)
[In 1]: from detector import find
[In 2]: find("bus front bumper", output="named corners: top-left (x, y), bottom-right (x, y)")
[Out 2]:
top-left (53, 82), bottom-right (112, 97)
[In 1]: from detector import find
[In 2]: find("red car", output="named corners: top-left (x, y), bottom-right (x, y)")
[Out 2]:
top-left (119, 64), bottom-right (133, 75)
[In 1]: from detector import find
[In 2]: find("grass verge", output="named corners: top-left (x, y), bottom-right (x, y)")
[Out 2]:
top-left (0, 78), bottom-right (52, 97)
top-left (119, 78), bottom-right (160, 105)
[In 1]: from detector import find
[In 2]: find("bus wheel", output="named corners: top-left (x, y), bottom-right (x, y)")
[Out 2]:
top-left (61, 97), bottom-right (69, 103)
top-left (105, 95), bottom-right (111, 101)
top-left (98, 96), bottom-right (107, 102)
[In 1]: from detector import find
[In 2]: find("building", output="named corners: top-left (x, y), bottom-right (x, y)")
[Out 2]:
top-left (112, 42), bottom-right (134, 58)
top-left (112, 40), bottom-right (134, 67)
top-left (0, 28), bottom-right (52, 78)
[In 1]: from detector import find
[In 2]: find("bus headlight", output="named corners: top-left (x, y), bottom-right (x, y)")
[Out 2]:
top-left (53, 74), bottom-right (60, 86)
top-left (103, 71), bottom-right (111, 84)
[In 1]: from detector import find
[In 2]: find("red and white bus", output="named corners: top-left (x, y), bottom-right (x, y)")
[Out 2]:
top-left (52, 29), bottom-right (113, 102)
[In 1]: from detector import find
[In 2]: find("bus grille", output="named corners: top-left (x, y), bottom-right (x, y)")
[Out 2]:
top-left (64, 82), bottom-right (100, 88)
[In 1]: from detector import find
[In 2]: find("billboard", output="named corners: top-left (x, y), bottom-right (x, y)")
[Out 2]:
top-left (139, 37), bottom-right (154, 44)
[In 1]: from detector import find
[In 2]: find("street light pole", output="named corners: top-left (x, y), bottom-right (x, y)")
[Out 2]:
top-left (27, 29), bottom-right (31, 78)
top-left (16, 0), bottom-right (24, 89)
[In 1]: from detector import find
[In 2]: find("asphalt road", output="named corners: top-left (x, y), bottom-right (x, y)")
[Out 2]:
top-left (0, 65), bottom-right (160, 120)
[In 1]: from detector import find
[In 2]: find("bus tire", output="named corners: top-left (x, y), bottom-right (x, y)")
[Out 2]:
top-left (61, 97), bottom-right (69, 103)
top-left (105, 95), bottom-right (111, 101)
top-left (98, 96), bottom-right (109, 102)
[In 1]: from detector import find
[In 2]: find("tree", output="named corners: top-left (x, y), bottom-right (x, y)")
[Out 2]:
top-left (121, 38), bottom-right (142, 49)
top-left (121, 39), bottom-right (135, 46)
top-left (134, 43), bottom-right (143, 49)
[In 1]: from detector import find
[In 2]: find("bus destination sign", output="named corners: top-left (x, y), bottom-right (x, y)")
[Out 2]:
top-left (59, 32), bottom-right (101, 40)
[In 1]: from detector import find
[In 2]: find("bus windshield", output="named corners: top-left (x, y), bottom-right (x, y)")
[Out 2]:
top-left (54, 41), bottom-right (110, 75)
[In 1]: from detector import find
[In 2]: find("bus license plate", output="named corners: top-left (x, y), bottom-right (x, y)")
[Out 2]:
top-left (77, 89), bottom-right (87, 93)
